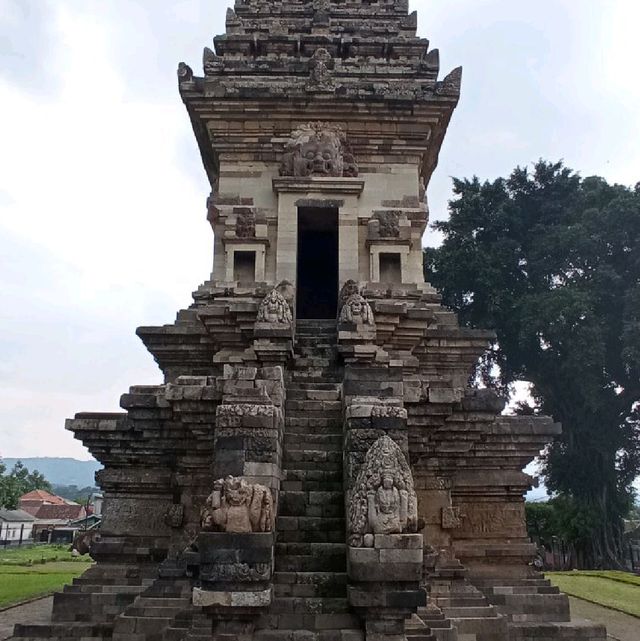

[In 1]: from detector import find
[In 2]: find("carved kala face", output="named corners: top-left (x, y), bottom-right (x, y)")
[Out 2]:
top-left (225, 480), bottom-right (250, 506)
top-left (350, 300), bottom-right (363, 317)
top-left (294, 137), bottom-right (343, 177)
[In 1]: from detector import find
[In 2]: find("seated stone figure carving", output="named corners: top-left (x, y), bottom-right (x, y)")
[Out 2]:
top-left (339, 293), bottom-right (374, 326)
top-left (257, 288), bottom-right (293, 325)
top-left (349, 436), bottom-right (418, 547)
top-left (280, 122), bottom-right (358, 178)
top-left (200, 476), bottom-right (273, 533)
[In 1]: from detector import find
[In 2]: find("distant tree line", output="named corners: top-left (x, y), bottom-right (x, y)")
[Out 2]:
top-left (0, 460), bottom-right (52, 510)
top-left (425, 161), bottom-right (640, 568)
top-left (52, 484), bottom-right (99, 505)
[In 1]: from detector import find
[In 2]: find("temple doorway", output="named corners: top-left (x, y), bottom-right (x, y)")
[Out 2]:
top-left (296, 207), bottom-right (339, 319)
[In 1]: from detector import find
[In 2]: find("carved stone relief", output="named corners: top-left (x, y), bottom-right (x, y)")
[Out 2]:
top-left (339, 294), bottom-right (374, 326)
top-left (280, 123), bottom-right (358, 178)
top-left (257, 288), bottom-right (293, 325)
top-left (200, 476), bottom-right (274, 533)
top-left (374, 211), bottom-right (400, 238)
top-left (458, 503), bottom-right (524, 537)
top-left (307, 48), bottom-right (335, 92)
top-left (235, 210), bottom-right (256, 238)
top-left (348, 436), bottom-right (418, 547)
top-left (441, 506), bottom-right (463, 530)
top-left (165, 504), bottom-right (185, 529)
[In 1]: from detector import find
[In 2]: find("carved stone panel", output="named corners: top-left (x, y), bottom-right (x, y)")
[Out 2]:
top-left (456, 502), bottom-right (526, 538)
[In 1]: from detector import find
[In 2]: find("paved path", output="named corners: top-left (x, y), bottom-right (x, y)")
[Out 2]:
top-left (0, 596), bottom-right (53, 641)
top-left (570, 596), bottom-right (639, 641)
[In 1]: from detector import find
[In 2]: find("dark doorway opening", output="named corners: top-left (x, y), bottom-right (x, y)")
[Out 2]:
top-left (297, 207), bottom-right (339, 319)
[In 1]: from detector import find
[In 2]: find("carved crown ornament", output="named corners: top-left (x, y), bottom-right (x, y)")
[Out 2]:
top-left (280, 123), bottom-right (358, 178)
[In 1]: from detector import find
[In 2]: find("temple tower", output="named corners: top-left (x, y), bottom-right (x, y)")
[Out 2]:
top-left (13, 2), bottom-right (606, 641)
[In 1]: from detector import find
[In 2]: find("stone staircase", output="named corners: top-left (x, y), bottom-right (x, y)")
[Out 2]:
top-left (12, 562), bottom-right (157, 641)
top-left (473, 576), bottom-right (606, 640)
top-left (423, 561), bottom-right (508, 641)
top-left (111, 578), bottom-right (192, 641)
top-left (255, 319), bottom-right (364, 641)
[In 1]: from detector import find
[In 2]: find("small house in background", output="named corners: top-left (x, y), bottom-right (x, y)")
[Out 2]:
top-left (18, 489), bottom-right (70, 515)
top-left (0, 508), bottom-right (35, 546)
top-left (18, 490), bottom-right (87, 543)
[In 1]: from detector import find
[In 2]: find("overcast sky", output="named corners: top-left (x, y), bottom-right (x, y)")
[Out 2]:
top-left (1, 1), bottom-right (639, 464)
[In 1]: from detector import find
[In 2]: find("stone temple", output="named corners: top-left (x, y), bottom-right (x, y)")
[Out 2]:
top-left (14, 2), bottom-right (606, 641)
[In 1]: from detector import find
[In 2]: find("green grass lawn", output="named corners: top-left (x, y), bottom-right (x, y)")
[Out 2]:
top-left (0, 546), bottom-right (92, 608)
top-left (548, 571), bottom-right (640, 618)
top-left (0, 544), bottom-right (87, 566)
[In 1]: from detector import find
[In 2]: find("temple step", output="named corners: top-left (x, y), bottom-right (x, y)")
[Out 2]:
top-left (254, 630), bottom-right (363, 641)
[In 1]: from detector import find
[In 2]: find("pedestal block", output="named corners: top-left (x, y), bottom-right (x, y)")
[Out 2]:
top-left (348, 534), bottom-right (426, 641)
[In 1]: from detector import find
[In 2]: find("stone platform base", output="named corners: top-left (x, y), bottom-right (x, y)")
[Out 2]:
top-left (509, 620), bottom-right (606, 641)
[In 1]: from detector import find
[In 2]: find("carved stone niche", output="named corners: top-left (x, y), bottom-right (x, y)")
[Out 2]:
top-left (348, 435), bottom-right (418, 548)
top-left (279, 122), bottom-right (358, 178)
top-left (346, 437), bottom-right (426, 636)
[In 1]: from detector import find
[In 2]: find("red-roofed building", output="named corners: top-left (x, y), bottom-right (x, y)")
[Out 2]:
top-left (18, 490), bottom-right (87, 541)
top-left (19, 489), bottom-right (68, 516)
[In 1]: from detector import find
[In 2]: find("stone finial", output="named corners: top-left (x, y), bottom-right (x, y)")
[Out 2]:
top-left (279, 123), bottom-right (358, 178)
top-left (257, 288), bottom-right (293, 325)
top-left (200, 476), bottom-right (273, 533)
top-left (348, 436), bottom-right (418, 547)
top-left (177, 62), bottom-right (193, 82)
top-left (203, 47), bottom-right (223, 75)
top-left (339, 294), bottom-right (374, 326)
top-left (436, 66), bottom-right (462, 96)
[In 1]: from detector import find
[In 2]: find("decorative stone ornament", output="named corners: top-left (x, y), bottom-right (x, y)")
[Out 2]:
top-left (256, 288), bottom-right (293, 325)
top-left (279, 122), bottom-right (358, 178)
top-left (348, 436), bottom-right (418, 547)
top-left (306, 48), bottom-right (335, 92)
top-left (164, 504), bottom-right (185, 529)
top-left (339, 294), bottom-right (374, 326)
top-left (235, 210), bottom-right (256, 238)
top-left (338, 279), bottom-right (360, 310)
top-left (373, 211), bottom-right (401, 238)
top-left (200, 476), bottom-right (274, 533)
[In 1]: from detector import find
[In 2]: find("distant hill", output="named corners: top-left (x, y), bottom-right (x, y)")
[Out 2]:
top-left (1, 457), bottom-right (102, 487)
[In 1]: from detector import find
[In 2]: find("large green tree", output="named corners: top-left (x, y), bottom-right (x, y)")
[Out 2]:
top-left (0, 460), bottom-right (52, 510)
top-left (425, 161), bottom-right (640, 567)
